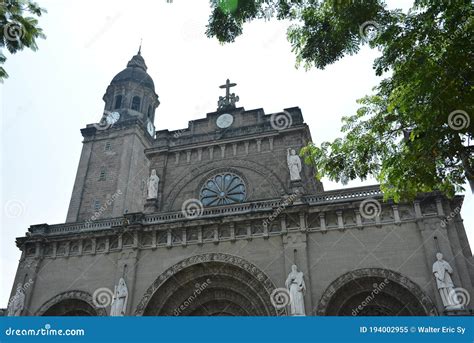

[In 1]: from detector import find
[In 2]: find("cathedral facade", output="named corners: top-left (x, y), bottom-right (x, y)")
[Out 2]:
top-left (7, 52), bottom-right (474, 316)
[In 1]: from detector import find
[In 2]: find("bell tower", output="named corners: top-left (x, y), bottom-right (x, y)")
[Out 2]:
top-left (66, 50), bottom-right (159, 223)
top-left (102, 47), bottom-right (159, 128)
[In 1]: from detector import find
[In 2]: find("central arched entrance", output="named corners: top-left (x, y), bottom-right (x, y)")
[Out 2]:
top-left (135, 253), bottom-right (284, 316)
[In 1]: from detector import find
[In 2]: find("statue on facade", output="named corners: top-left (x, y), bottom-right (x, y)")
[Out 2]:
top-left (7, 284), bottom-right (25, 316)
top-left (432, 252), bottom-right (462, 309)
top-left (285, 264), bottom-right (306, 316)
top-left (287, 148), bottom-right (302, 181)
top-left (147, 169), bottom-right (159, 199)
top-left (110, 277), bottom-right (128, 316)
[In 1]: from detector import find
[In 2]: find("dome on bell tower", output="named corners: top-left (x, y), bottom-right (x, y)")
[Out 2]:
top-left (110, 51), bottom-right (155, 91)
top-left (102, 48), bottom-right (160, 127)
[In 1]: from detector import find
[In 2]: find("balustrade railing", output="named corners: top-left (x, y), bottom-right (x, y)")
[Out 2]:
top-left (29, 185), bottom-right (382, 236)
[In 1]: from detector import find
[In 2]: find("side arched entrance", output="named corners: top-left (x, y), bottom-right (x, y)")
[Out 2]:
top-left (135, 253), bottom-right (285, 316)
top-left (35, 290), bottom-right (107, 316)
top-left (316, 268), bottom-right (437, 316)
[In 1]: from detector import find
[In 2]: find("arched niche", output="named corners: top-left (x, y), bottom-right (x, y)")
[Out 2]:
top-left (316, 268), bottom-right (437, 316)
top-left (135, 253), bottom-right (285, 316)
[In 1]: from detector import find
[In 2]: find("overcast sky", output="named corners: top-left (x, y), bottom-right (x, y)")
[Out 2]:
top-left (1, 0), bottom-right (472, 307)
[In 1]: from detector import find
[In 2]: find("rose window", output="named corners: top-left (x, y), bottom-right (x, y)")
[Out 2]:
top-left (200, 173), bottom-right (246, 206)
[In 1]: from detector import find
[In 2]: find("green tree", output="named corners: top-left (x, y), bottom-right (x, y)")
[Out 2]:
top-left (0, 0), bottom-right (46, 82)
top-left (207, 0), bottom-right (473, 200)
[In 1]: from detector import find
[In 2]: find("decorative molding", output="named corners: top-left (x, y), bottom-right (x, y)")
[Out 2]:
top-left (24, 187), bottom-right (445, 254)
top-left (24, 208), bottom-right (428, 258)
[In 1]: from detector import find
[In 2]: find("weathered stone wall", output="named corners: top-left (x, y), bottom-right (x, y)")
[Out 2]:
top-left (147, 108), bottom-right (322, 213)
top-left (11, 101), bottom-right (473, 316)
top-left (10, 194), bottom-right (473, 316)
top-left (66, 124), bottom-right (151, 223)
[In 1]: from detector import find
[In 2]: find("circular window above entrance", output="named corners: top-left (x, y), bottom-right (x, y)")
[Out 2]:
top-left (200, 172), bottom-right (246, 206)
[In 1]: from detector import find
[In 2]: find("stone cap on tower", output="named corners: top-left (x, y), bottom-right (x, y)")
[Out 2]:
top-left (110, 50), bottom-right (155, 91)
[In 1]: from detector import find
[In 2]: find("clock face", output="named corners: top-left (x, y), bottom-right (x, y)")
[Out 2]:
top-left (94, 110), bottom-right (120, 131)
top-left (106, 111), bottom-right (120, 125)
top-left (216, 113), bottom-right (234, 129)
top-left (147, 121), bottom-right (155, 136)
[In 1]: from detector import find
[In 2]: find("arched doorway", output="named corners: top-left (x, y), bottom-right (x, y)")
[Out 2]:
top-left (36, 290), bottom-right (107, 316)
top-left (316, 268), bottom-right (437, 316)
top-left (135, 253), bottom-right (284, 316)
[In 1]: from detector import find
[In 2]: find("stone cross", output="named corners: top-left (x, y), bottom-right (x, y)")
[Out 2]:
top-left (217, 79), bottom-right (239, 110)
top-left (219, 79), bottom-right (236, 101)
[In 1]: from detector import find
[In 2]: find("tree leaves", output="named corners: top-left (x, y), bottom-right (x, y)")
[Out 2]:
top-left (0, 0), bottom-right (46, 82)
top-left (208, 0), bottom-right (473, 200)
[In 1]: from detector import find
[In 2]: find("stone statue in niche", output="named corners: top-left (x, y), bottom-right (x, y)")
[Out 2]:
top-left (287, 148), bottom-right (302, 181)
top-left (285, 264), bottom-right (306, 316)
top-left (110, 277), bottom-right (128, 316)
top-left (147, 169), bottom-right (159, 199)
top-left (7, 284), bottom-right (25, 316)
top-left (432, 252), bottom-right (463, 310)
